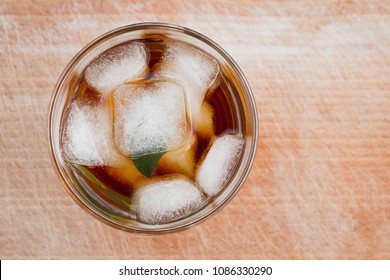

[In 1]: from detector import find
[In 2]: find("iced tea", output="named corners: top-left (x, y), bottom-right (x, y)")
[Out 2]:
top-left (49, 24), bottom-right (257, 232)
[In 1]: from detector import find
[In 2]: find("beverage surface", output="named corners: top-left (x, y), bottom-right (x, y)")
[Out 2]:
top-left (60, 38), bottom-right (244, 224)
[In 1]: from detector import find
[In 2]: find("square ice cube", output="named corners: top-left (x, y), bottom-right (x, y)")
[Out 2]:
top-left (132, 177), bottom-right (203, 224)
top-left (154, 42), bottom-right (219, 125)
top-left (113, 81), bottom-right (187, 157)
top-left (196, 135), bottom-right (244, 196)
top-left (85, 41), bottom-right (149, 96)
top-left (62, 102), bottom-right (123, 167)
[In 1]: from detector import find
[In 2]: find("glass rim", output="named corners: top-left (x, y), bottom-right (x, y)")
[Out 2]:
top-left (48, 22), bottom-right (259, 234)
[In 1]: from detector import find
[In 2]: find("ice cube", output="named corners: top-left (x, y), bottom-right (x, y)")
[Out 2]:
top-left (154, 42), bottom-right (219, 124)
top-left (113, 81), bottom-right (187, 157)
top-left (156, 134), bottom-right (197, 179)
top-left (62, 102), bottom-right (123, 167)
top-left (133, 177), bottom-right (203, 224)
top-left (196, 102), bottom-right (214, 140)
top-left (196, 135), bottom-right (244, 196)
top-left (104, 158), bottom-right (146, 188)
top-left (85, 42), bottom-right (149, 96)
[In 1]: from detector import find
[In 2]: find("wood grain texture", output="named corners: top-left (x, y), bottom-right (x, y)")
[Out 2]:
top-left (1, 0), bottom-right (389, 259)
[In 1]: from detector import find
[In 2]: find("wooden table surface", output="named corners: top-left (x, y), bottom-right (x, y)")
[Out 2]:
top-left (1, 0), bottom-right (390, 259)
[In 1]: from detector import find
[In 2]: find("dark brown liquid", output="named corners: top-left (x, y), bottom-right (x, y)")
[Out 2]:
top-left (64, 38), bottom-right (243, 207)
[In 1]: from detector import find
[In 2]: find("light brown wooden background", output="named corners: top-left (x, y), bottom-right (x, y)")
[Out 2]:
top-left (1, 0), bottom-right (389, 259)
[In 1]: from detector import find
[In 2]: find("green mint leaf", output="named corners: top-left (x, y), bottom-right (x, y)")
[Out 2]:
top-left (74, 164), bottom-right (131, 208)
top-left (131, 152), bottom-right (166, 178)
